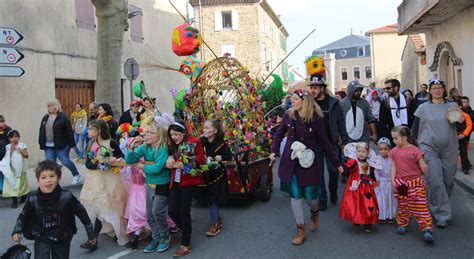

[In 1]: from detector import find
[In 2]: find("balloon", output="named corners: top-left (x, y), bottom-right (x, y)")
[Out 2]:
top-left (133, 81), bottom-right (145, 98)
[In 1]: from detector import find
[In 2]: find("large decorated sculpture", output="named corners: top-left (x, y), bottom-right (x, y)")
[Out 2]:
top-left (171, 23), bottom-right (203, 56)
top-left (305, 55), bottom-right (326, 76)
top-left (173, 56), bottom-right (271, 160)
top-left (179, 56), bottom-right (205, 82)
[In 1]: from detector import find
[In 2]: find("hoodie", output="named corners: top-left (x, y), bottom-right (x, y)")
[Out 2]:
top-left (339, 81), bottom-right (376, 143)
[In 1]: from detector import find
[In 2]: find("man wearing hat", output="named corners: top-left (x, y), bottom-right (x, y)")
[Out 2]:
top-left (119, 99), bottom-right (145, 127)
top-left (339, 81), bottom-right (378, 144)
top-left (308, 75), bottom-right (349, 209)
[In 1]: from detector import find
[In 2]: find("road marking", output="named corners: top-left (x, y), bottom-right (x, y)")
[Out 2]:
top-left (107, 249), bottom-right (134, 259)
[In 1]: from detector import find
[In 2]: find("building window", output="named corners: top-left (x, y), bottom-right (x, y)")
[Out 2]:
top-left (214, 10), bottom-right (239, 31)
top-left (75, 0), bottom-right (95, 31)
top-left (341, 68), bottom-right (348, 81)
top-left (357, 46), bottom-right (365, 57)
top-left (354, 67), bottom-right (360, 79)
top-left (365, 66), bottom-right (372, 79)
top-left (221, 45), bottom-right (236, 57)
top-left (130, 5), bottom-right (143, 43)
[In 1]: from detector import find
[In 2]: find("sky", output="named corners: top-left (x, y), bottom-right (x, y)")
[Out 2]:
top-left (267, 0), bottom-right (403, 73)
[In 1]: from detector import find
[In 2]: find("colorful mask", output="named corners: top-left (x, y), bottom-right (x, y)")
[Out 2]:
top-left (179, 56), bottom-right (205, 82)
top-left (305, 55), bottom-right (325, 76)
top-left (172, 23), bottom-right (203, 56)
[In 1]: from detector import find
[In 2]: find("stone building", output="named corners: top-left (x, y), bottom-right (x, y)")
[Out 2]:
top-left (313, 34), bottom-right (372, 91)
top-left (398, 0), bottom-right (474, 95)
top-left (401, 34), bottom-right (427, 92)
top-left (0, 0), bottom-right (189, 163)
top-left (189, 0), bottom-right (289, 81)
top-left (366, 24), bottom-right (408, 88)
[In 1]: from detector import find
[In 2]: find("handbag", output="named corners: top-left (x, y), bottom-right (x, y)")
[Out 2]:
top-left (290, 117), bottom-right (315, 168)
top-left (1, 244), bottom-right (31, 259)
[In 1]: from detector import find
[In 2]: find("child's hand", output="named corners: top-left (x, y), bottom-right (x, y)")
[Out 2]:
top-left (166, 157), bottom-right (175, 168)
top-left (12, 233), bottom-right (22, 243)
top-left (173, 162), bottom-right (184, 169)
top-left (214, 155), bottom-right (222, 162)
top-left (135, 163), bottom-right (145, 170)
top-left (458, 134), bottom-right (465, 140)
top-left (420, 164), bottom-right (429, 174)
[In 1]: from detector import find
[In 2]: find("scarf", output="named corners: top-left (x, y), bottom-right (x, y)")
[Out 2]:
top-left (389, 93), bottom-right (408, 126)
top-left (98, 115), bottom-right (113, 122)
top-left (71, 109), bottom-right (87, 120)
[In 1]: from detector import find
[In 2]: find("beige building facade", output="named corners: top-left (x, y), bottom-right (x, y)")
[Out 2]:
top-left (401, 34), bottom-right (427, 92)
top-left (366, 24), bottom-right (408, 88)
top-left (190, 0), bottom-right (289, 81)
top-left (0, 0), bottom-right (189, 163)
top-left (399, 0), bottom-right (474, 95)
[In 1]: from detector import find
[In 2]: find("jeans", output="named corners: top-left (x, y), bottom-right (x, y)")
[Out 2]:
top-left (316, 144), bottom-right (342, 203)
top-left (168, 184), bottom-right (197, 246)
top-left (146, 185), bottom-right (169, 241)
top-left (73, 133), bottom-right (85, 159)
top-left (209, 202), bottom-right (219, 224)
top-left (34, 239), bottom-right (70, 259)
top-left (44, 146), bottom-right (80, 176)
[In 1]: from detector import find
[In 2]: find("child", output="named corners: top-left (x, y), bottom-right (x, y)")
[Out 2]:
top-left (456, 100), bottom-right (472, 174)
top-left (340, 142), bottom-right (379, 233)
top-left (11, 160), bottom-right (96, 258)
top-left (389, 126), bottom-right (434, 244)
top-left (125, 117), bottom-right (172, 253)
top-left (200, 119), bottom-right (232, 237)
top-left (116, 124), bottom-right (148, 250)
top-left (2, 130), bottom-right (30, 208)
top-left (80, 119), bottom-right (128, 249)
top-left (374, 137), bottom-right (396, 223)
top-left (166, 119), bottom-right (205, 257)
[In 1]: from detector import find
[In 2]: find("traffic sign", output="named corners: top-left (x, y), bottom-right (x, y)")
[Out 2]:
top-left (0, 66), bottom-right (25, 77)
top-left (0, 47), bottom-right (24, 64)
top-left (124, 58), bottom-right (139, 80)
top-left (0, 27), bottom-right (23, 45)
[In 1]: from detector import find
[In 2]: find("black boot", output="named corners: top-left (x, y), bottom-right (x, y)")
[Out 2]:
top-left (80, 239), bottom-right (98, 251)
top-left (124, 234), bottom-right (139, 249)
top-left (11, 197), bottom-right (18, 209)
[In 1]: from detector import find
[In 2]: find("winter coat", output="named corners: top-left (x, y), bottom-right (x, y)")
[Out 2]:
top-left (38, 112), bottom-right (75, 150)
top-left (170, 136), bottom-right (206, 187)
top-left (324, 96), bottom-right (349, 145)
top-left (125, 144), bottom-right (171, 185)
top-left (271, 111), bottom-right (341, 187)
top-left (12, 186), bottom-right (95, 243)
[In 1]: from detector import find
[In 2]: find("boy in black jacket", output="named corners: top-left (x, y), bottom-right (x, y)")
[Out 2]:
top-left (11, 160), bottom-right (96, 259)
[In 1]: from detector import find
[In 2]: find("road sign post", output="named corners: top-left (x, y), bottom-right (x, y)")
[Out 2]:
top-left (124, 58), bottom-right (139, 102)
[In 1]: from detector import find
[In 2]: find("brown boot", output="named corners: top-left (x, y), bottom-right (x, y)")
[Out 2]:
top-left (173, 245), bottom-right (192, 257)
top-left (309, 210), bottom-right (320, 231)
top-left (292, 224), bottom-right (306, 245)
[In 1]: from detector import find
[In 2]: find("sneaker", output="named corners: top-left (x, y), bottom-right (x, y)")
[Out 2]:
top-left (143, 239), bottom-right (160, 253)
top-left (379, 219), bottom-right (386, 224)
top-left (436, 220), bottom-right (447, 229)
top-left (173, 245), bottom-right (192, 257)
top-left (157, 235), bottom-right (171, 252)
top-left (217, 217), bottom-right (224, 228)
top-left (206, 223), bottom-right (221, 237)
top-left (363, 224), bottom-right (372, 233)
top-left (386, 218), bottom-right (395, 224)
top-left (71, 175), bottom-right (82, 185)
top-left (423, 230), bottom-right (435, 244)
top-left (396, 226), bottom-right (408, 235)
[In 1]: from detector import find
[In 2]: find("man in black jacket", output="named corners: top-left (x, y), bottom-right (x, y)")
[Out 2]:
top-left (308, 76), bottom-right (349, 210)
top-left (12, 160), bottom-right (96, 258)
top-left (378, 79), bottom-right (415, 142)
top-left (119, 99), bottom-right (144, 128)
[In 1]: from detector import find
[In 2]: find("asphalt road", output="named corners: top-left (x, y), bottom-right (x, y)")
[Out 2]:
top-left (1, 159), bottom-right (473, 258)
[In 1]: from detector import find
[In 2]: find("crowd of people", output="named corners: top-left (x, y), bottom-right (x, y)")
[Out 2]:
top-left (0, 76), bottom-right (472, 258)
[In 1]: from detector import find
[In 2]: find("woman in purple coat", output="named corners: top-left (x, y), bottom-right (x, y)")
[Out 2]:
top-left (270, 89), bottom-right (343, 245)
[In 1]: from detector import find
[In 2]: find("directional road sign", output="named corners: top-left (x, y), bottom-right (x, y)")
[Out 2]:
top-left (0, 27), bottom-right (23, 45)
top-left (0, 66), bottom-right (25, 77)
top-left (0, 47), bottom-right (24, 64)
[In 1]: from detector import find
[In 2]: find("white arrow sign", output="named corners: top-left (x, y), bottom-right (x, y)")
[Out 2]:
top-left (0, 27), bottom-right (23, 45)
top-left (0, 47), bottom-right (24, 64)
top-left (0, 66), bottom-right (25, 77)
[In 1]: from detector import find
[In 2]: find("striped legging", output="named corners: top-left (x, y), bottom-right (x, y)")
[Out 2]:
top-left (394, 176), bottom-right (433, 231)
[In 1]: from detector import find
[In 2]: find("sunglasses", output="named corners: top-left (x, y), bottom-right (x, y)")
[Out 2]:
top-left (384, 87), bottom-right (392, 91)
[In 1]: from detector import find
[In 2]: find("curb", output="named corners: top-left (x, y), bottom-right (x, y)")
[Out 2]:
top-left (455, 173), bottom-right (474, 195)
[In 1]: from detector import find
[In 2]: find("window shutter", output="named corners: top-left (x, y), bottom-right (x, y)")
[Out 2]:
top-left (75, 0), bottom-right (95, 31)
top-left (214, 11), bottom-right (222, 31)
top-left (130, 5), bottom-right (143, 43)
top-left (231, 10), bottom-right (239, 30)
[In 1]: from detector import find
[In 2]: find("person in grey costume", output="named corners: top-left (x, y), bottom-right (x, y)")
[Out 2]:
top-left (411, 79), bottom-right (461, 229)
top-left (339, 81), bottom-right (378, 143)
